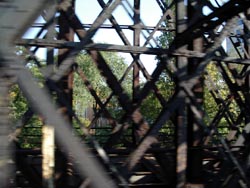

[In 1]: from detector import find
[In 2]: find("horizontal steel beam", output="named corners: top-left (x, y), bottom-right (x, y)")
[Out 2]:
top-left (16, 39), bottom-right (165, 54)
top-left (16, 39), bottom-right (250, 65)
top-left (30, 23), bottom-right (173, 31)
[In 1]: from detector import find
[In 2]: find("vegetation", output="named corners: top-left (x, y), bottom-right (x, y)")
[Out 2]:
top-left (73, 51), bottom-right (132, 119)
top-left (10, 50), bottom-right (133, 147)
top-left (73, 51), bottom-right (133, 144)
top-left (10, 50), bottom-right (44, 148)
top-left (10, 1), bottom-right (243, 148)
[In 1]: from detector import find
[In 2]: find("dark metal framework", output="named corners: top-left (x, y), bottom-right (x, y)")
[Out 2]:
top-left (1, 0), bottom-right (250, 187)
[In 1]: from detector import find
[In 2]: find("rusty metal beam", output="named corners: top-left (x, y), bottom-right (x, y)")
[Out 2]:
top-left (172, 0), bottom-right (250, 50)
top-left (132, 0), bottom-right (141, 144)
top-left (16, 66), bottom-right (117, 188)
top-left (58, 5), bottom-right (151, 149)
top-left (175, 1), bottom-right (188, 187)
top-left (56, 1), bottom-right (75, 186)
top-left (16, 39), bottom-right (250, 65)
top-left (3, 0), bottom-right (250, 187)
top-left (16, 39), bottom-right (166, 54)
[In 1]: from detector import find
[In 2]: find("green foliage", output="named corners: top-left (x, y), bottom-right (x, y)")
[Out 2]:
top-left (74, 51), bottom-right (132, 118)
top-left (10, 49), bottom-right (132, 148)
top-left (73, 51), bottom-right (132, 143)
top-left (154, 0), bottom-right (241, 141)
top-left (10, 87), bottom-right (43, 148)
top-left (204, 62), bottom-right (242, 142)
top-left (10, 53), bottom-right (45, 148)
top-left (18, 116), bottom-right (43, 148)
top-left (157, 28), bottom-right (174, 49)
top-left (140, 70), bottom-right (175, 124)
top-left (10, 85), bottom-right (28, 121)
top-left (157, 0), bottom-right (175, 49)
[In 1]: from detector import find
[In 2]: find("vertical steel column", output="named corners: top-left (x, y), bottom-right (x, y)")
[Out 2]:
top-left (42, 125), bottom-right (55, 188)
top-left (57, 0), bottom-right (75, 187)
top-left (244, 8), bottom-right (250, 124)
top-left (243, 9), bottom-right (250, 173)
top-left (43, 4), bottom-right (56, 188)
top-left (58, 2), bottom-right (74, 118)
top-left (133, 0), bottom-right (141, 144)
top-left (175, 1), bottom-right (188, 188)
top-left (187, 2), bottom-right (204, 187)
top-left (0, 72), bottom-right (12, 188)
top-left (186, 38), bottom-right (204, 187)
top-left (45, 2), bottom-right (56, 67)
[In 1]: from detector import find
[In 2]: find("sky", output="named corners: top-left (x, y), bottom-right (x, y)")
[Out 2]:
top-left (72, 0), bottom-right (229, 73)
top-left (23, 0), bottom-right (229, 74)
top-left (23, 0), bottom-right (163, 74)
top-left (74, 0), bottom-right (163, 73)
top-left (75, 0), bottom-right (162, 43)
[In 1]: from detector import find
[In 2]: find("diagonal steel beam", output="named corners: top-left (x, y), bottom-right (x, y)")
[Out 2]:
top-left (55, 3), bottom-right (131, 110)
top-left (120, 91), bottom-right (182, 177)
top-left (120, 13), bottom-right (244, 181)
top-left (171, 0), bottom-right (250, 50)
top-left (59, 5), bottom-right (153, 143)
top-left (97, 0), bottom-right (170, 109)
top-left (45, 76), bottom-right (128, 186)
top-left (76, 68), bottom-right (118, 128)
top-left (104, 56), bottom-right (169, 148)
top-left (50, 0), bottom-right (122, 83)
top-left (71, 0), bottom-right (122, 44)
top-left (122, 0), bottom-right (159, 47)
top-left (16, 65), bottom-right (117, 188)
top-left (0, 0), bottom-right (117, 187)
top-left (0, 0), bottom-right (51, 185)
top-left (183, 86), bottom-right (249, 186)
top-left (142, 1), bottom-right (175, 47)
top-left (0, 0), bottom-right (51, 46)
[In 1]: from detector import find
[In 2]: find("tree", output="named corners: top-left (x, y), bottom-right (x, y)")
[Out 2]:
top-left (73, 51), bottom-right (132, 119)
top-left (10, 49), bottom-right (45, 148)
top-left (10, 47), bottom-right (132, 147)
top-left (73, 51), bottom-right (133, 143)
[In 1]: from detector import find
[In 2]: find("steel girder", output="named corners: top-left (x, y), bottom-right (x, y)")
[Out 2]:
top-left (1, 0), bottom-right (250, 188)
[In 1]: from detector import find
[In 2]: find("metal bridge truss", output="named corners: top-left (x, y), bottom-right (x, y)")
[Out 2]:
top-left (0, 0), bottom-right (250, 187)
